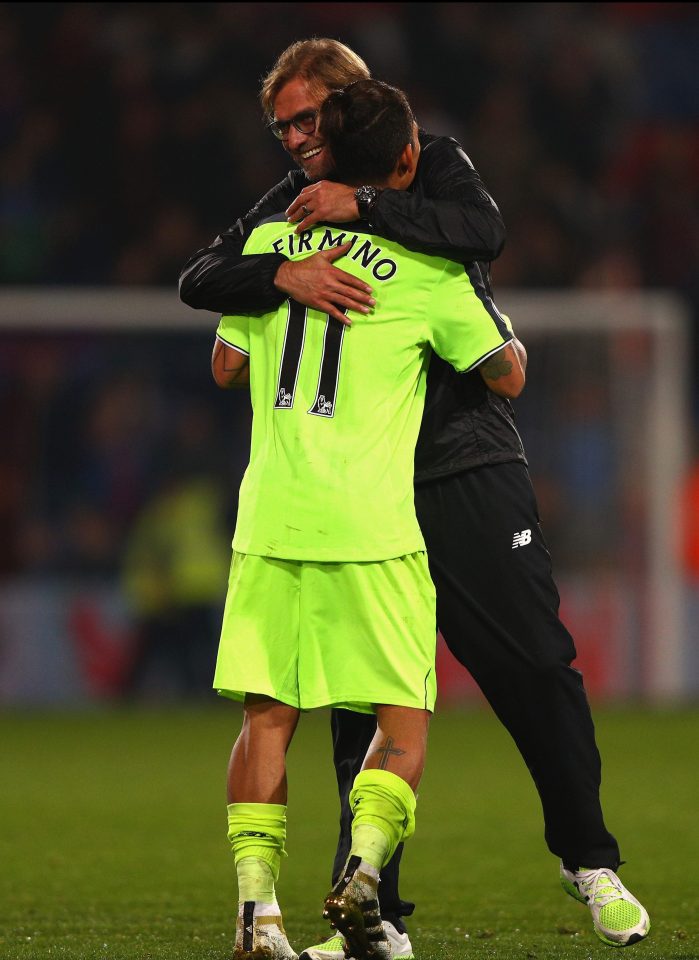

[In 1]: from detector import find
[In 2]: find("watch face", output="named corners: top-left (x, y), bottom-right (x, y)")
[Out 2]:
top-left (356, 186), bottom-right (377, 216)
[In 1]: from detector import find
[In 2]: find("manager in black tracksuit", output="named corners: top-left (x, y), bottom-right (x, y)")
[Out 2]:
top-left (179, 127), bottom-right (620, 926)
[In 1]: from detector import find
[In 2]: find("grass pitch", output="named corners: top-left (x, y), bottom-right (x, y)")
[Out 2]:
top-left (1, 704), bottom-right (697, 959)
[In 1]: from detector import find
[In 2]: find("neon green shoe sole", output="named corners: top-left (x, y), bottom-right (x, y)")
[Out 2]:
top-left (299, 920), bottom-right (414, 960)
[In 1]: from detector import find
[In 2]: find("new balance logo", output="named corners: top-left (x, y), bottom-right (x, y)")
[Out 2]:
top-left (512, 529), bottom-right (532, 549)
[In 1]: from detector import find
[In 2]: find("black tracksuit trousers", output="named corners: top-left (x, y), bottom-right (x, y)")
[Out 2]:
top-left (330, 461), bottom-right (620, 925)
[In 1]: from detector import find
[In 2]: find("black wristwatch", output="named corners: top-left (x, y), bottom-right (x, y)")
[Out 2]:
top-left (354, 185), bottom-right (381, 220)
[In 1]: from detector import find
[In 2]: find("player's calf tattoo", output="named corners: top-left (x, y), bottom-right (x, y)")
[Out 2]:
top-left (374, 737), bottom-right (406, 770)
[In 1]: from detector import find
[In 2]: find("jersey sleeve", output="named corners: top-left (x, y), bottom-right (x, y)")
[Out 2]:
top-left (216, 313), bottom-right (251, 356)
top-left (427, 260), bottom-right (512, 373)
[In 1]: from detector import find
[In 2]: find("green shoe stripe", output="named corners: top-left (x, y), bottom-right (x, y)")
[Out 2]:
top-left (560, 875), bottom-right (586, 904)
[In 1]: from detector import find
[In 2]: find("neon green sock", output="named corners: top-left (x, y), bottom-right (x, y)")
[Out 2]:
top-left (349, 770), bottom-right (417, 870)
top-left (236, 856), bottom-right (276, 903)
top-left (350, 822), bottom-right (389, 871)
top-left (227, 802), bottom-right (287, 903)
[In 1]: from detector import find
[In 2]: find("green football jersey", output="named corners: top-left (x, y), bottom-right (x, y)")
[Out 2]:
top-left (217, 218), bottom-right (512, 561)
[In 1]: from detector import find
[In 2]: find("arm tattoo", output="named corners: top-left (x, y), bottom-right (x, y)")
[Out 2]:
top-left (374, 737), bottom-right (406, 771)
top-left (223, 346), bottom-right (245, 373)
top-left (213, 340), bottom-right (249, 383)
top-left (480, 355), bottom-right (513, 382)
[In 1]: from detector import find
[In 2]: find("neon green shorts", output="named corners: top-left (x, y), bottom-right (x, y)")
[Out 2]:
top-left (214, 551), bottom-right (437, 714)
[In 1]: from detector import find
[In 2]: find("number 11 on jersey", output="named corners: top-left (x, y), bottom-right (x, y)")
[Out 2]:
top-left (275, 298), bottom-right (348, 418)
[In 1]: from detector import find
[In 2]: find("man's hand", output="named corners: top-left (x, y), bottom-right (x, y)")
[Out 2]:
top-left (286, 182), bottom-right (359, 234)
top-left (274, 242), bottom-right (374, 326)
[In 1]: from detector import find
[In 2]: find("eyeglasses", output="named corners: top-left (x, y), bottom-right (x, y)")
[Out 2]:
top-left (268, 110), bottom-right (318, 140)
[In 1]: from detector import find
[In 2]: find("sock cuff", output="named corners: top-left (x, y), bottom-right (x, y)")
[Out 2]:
top-left (350, 769), bottom-right (417, 842)
top-left (227, 802), bottom-right (287, 822)
top-left (352, 769), bottom-right (416, 816)
top-left (227, 803), bottom-right (287, 836)
top-left (227, 802), bottom-right (288, 867)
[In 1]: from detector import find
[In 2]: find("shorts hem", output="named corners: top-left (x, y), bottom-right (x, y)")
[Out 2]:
top-left (215, 687), bottom-right (434, 714)
top-left (301, 693), bottom-right (435, 712)
top-left (231, 545), bottom-right (428, 563)
top-left (215, 687), bottom-right (301, 709)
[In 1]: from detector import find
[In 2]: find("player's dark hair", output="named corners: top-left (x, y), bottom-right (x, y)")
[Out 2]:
top-left (320, 79), bottom-right (415, 184)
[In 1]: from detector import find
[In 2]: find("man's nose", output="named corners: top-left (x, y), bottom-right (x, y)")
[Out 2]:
top-left (286, 125), bottom-right (309, 151)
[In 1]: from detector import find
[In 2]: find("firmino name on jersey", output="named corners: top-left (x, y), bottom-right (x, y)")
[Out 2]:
top-left (271, 229), bottom-right (398, 281)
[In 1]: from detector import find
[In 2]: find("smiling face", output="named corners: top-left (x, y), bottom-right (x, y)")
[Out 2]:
top-left (272, 76), bottom-right (332, 181)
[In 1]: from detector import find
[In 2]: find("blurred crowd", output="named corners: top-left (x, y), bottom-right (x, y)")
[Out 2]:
top-left (0, 333), bottom-right (249, 576)
top-left (2, 3), bottom-right (697, 297)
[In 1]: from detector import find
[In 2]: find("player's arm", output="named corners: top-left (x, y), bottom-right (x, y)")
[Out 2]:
top-left (478, 337), bottom-right (526, 399)
top-left (211, 338), bottom-right (249, 389)
top-left (287, 133), bottom-right (505, 263)
top-left (428, 261), bottom-right (517, 383)
top-left (212, 314), bottom-right (251, 388)
top-left (179, 175), bottom-right (373, 324)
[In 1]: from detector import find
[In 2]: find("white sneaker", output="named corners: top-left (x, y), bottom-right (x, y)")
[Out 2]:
top-left (233, 901), bottom-right (298, 959)
top-left (383, 920), bottom-right (414, 959)
top-left (560, 863), bottom-right (650, 947)
top-left (299, 919), bottom-right (414, 959)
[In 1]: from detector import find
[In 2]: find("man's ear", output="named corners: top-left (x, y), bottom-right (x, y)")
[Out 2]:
top-left (394, 139), bottom-right (419, 187)
top-left (396, 143), bottom-right (412, 177)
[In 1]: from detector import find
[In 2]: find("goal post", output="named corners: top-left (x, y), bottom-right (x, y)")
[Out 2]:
top-left (499, 290), bottom-right (690, 701)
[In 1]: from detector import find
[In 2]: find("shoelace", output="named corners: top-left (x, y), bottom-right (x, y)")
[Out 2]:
top-left (578, 869), bottom-right (625, 907)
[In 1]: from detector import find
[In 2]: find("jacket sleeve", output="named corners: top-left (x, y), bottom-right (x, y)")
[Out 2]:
top-left (370, 135), bottom-right (506, 263)
top-left (178, 174), bottom-right (299, 314)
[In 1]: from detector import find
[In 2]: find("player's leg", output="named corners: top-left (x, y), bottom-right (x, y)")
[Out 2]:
top-left (299, 554), bottom-right (436, 960)
top-left (228, 693), bottom-right (300, 803)
top-left (215, 552), bottom-right (304, 960)
top-left (301, 708), bottom-right (414, 960)
top-left (330, 708), bottom-right (414, 925)
top-left (227, 694), bottom-right (299, 960)
top-left (415, 462), bottom-right (649, 945)
top-left (324, 705), bottom-right (429, 960)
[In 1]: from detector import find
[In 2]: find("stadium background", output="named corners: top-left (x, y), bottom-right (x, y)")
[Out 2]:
top-left (2, 5), bottom-right (699, 960)
top-left (1, 1), bottom-right (698, 706)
